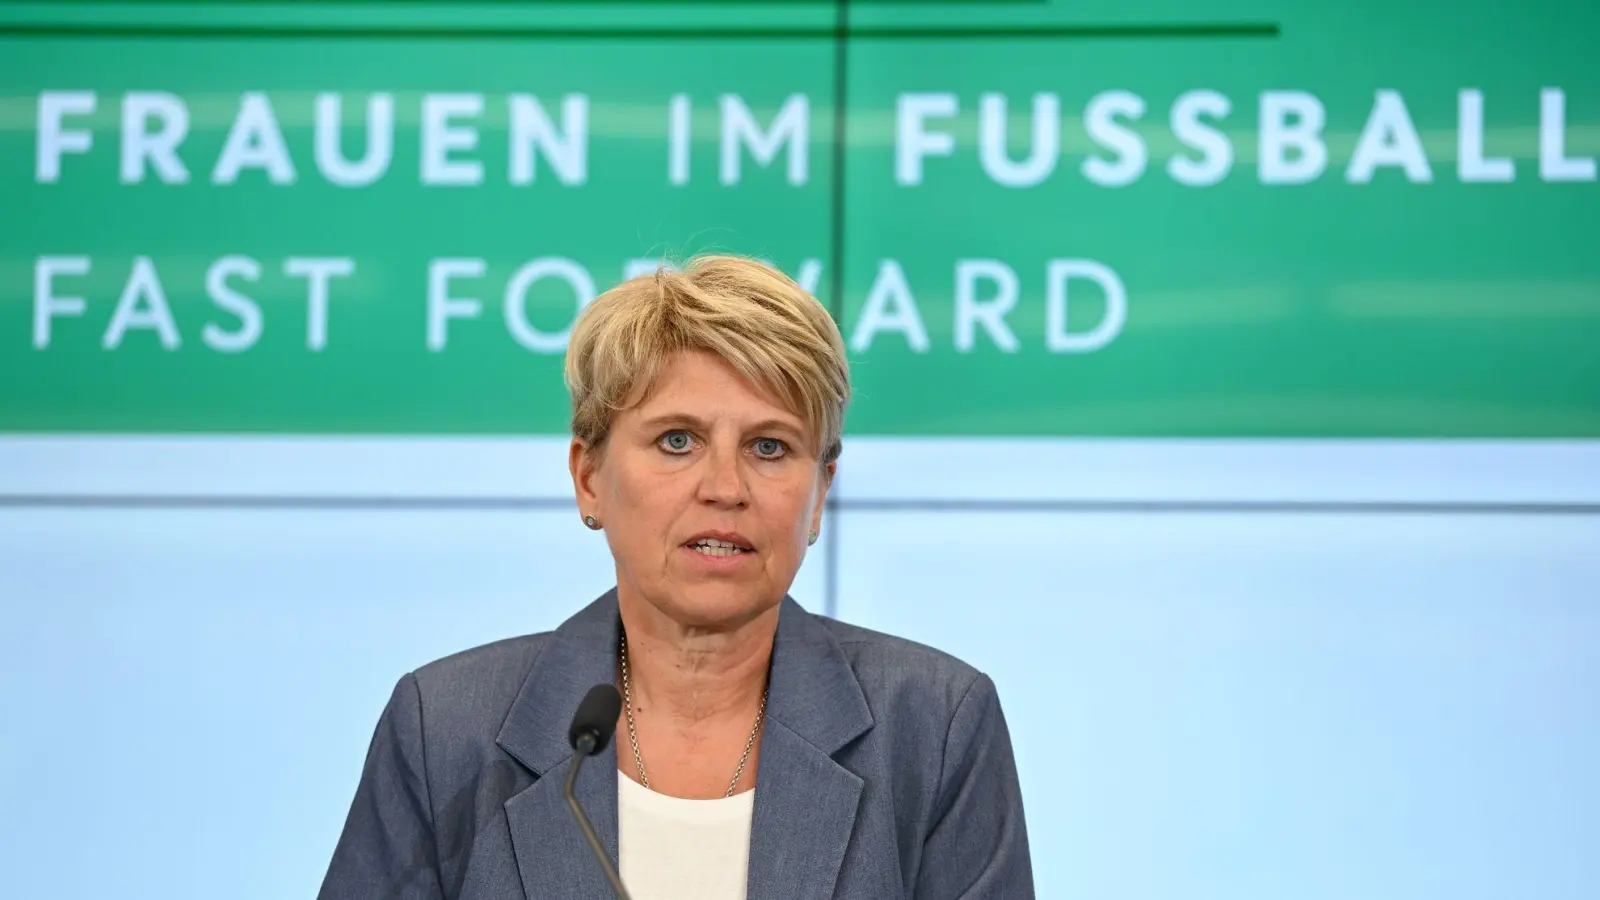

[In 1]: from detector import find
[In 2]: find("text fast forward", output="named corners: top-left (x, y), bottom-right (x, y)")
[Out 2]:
top-left (31, 255), bottom-right (1127, 355)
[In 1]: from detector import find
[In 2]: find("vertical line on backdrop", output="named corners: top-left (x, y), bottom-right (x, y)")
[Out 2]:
top-left (823, 0), bottom-right (850, 621)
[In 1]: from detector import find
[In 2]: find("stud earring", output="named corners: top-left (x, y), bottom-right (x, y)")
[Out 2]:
top-left (808, 529), bottom-right (819, 546)
top-left (583, 514), bottom-right (601, 530)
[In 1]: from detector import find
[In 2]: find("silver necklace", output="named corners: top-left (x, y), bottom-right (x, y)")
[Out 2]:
top-left (619, 629), bottom-right (769, 798)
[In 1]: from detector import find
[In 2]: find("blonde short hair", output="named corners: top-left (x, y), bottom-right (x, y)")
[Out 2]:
top-left (564, 254), bottom-right (850, 465)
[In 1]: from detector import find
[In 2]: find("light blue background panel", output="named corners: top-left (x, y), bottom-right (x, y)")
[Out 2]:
top-left (2, 474), bottom-right (1596, 899)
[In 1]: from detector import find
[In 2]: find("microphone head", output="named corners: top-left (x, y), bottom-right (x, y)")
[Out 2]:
top-left (568, 683), bottom-right (623, 754)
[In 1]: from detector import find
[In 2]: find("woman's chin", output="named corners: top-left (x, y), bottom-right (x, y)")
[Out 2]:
top-left (653, 582), bottom-right (781, 631)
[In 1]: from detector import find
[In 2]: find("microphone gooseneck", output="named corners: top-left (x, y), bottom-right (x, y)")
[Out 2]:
top-left (564, 683), bottom-right (633, 900)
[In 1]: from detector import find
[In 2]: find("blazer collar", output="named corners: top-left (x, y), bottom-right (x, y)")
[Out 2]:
top-left (494, 588), bottom-right (874, 774)
top-left (492, 588), bottom-right (876, 900)
top-left (494, 590), bottom-right (622, 779)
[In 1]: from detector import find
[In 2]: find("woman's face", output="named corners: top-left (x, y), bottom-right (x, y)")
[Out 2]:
top-left (570, 349), bottom-right (834, 631)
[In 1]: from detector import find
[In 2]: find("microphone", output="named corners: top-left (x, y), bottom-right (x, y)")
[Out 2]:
top-left (565, 683), bottom-right (633, 900)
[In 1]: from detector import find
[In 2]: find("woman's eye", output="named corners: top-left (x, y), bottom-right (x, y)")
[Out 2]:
top-left (659, 431), bottom-right (693, 452)
top-left (753, 438), bottom-right (786, 458)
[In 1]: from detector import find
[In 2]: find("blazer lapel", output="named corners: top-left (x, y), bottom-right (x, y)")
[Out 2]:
top-left (494, 592), bottom-right (623, 900)
top-left (491, 592), bottom-right (876, 900)
top-left (745, 598), bottom-right (875, 900)
top-left (502, 745), bottom-right (619, 900)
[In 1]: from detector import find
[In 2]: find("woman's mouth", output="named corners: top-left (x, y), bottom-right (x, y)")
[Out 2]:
top-left (689, 538), bottom-right (750, 558)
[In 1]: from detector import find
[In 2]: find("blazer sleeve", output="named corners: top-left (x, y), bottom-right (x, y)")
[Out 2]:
top-left (317, 672), bottom-right (447, 900)
top-left (915, 672), bottom-right (1036, 899)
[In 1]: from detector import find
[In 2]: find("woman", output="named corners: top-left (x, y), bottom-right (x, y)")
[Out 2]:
top-left (317, 255), bottom-right (1034, 899)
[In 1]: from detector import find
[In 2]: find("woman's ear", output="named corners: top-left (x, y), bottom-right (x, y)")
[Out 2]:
top-left (569, 438), bottom-right (602, 512)
top-left (809, 459), bottom-right (836, 538)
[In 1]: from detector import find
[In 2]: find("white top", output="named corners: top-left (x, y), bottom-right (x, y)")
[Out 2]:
top-left (618, 774), bottom-right (755, 900)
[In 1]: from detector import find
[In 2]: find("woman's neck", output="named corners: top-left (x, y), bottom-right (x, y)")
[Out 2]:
top-left (616, 595), bottom-right (776, 730)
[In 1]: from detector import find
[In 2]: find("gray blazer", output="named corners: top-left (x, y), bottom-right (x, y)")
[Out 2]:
top-left (317, 590), bottom-right (1034, 899)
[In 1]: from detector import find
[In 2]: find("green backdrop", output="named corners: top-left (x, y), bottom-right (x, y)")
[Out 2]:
top-left (4, 0), bottom-right (1596, 435)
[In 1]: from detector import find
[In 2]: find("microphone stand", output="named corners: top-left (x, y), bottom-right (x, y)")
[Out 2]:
top-left (564, 731), bottom-right (635, 900)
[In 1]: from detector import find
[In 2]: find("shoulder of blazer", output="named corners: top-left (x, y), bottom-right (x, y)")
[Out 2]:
top-left (804, 612), bottom-right (994, 739)
top-left (404, 632), bottom-right (556, 763)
